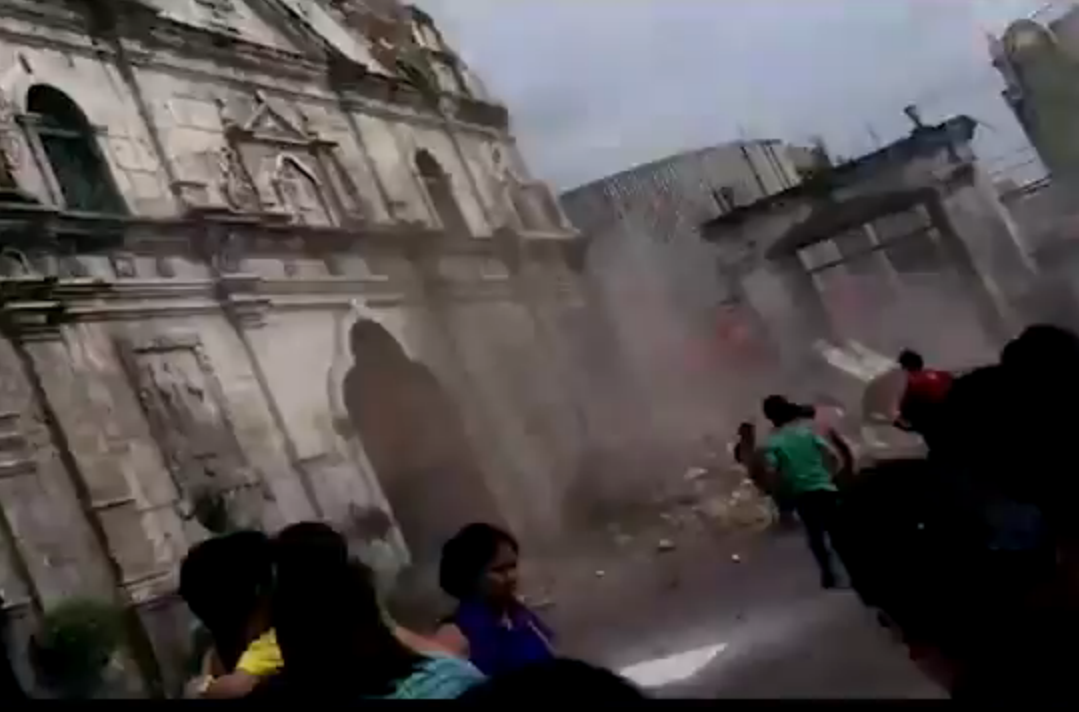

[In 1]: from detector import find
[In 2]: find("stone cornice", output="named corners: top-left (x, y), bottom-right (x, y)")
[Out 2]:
top-left (0, 10), bottom-right (112, 63)
top-left (0, 256), bottom-right (538, 330)
top-left (0, 201), bottom-right (583, 261)
top-left (0, 0), bottom-right (90, 39)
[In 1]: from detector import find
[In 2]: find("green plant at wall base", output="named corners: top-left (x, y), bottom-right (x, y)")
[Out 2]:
top-left (31, 598), bottom-right (125, 699)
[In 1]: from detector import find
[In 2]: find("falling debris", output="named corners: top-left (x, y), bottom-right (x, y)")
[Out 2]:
top-left (731, 553), bottom-right (742, 564)
top-left (657, 538), bottom-right (676, 553)
top-left (683, 466), bottom-right (708, 482)
top-left (595, 569), bottom-right (606, 578)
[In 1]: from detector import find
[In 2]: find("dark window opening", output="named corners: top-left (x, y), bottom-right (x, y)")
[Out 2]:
top-left (27, 85), bottom-right (126, 215)
top-left (415, 149), bottom-right (469, 236)
top-left (833, 227), bottom-right (886, 277)
top-left (884, 228), bottom-right (945, 274)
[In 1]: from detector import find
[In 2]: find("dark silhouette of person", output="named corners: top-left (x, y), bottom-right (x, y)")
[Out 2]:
top-left (895, 349), bottom-right (952, 449)
top-left (834, 324), bottom-right (1079, 699)
top-left (0, 594), bottom-right (27, 699)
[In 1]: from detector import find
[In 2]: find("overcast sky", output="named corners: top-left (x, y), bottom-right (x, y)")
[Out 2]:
top-left (416, 0), bottom-right (1054, 190)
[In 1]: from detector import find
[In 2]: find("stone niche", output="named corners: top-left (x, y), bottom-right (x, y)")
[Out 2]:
top-left (208, 92), bottom-right (362, 227)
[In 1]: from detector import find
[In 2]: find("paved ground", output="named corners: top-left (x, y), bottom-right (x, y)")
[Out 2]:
top-left (546, 530), bottom-right (943, 699)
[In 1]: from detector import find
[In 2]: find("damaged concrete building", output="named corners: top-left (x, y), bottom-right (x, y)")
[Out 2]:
top-left (560, 141), bottom-right (815, 449)
top-left (987, 8), bottom-right (1079, 326)
top-left (0, 0), bottom-right (601, 694)
top-left (699, 113), bottom-right (1040, 402)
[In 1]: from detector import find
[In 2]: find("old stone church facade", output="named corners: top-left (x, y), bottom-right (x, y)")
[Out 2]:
top-left (0, 0), bottom-right (598, 693)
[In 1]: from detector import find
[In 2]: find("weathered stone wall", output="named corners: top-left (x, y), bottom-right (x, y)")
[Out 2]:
top-left (0, 0), bottom-right (589, 695)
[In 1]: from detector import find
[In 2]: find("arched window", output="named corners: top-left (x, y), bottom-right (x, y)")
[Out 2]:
top-left (274, 156), bottom-right (332, 226)
top-left (26, 85), bottom-right (125, 214)
top-left (415, 149), bottom-right (469, 237)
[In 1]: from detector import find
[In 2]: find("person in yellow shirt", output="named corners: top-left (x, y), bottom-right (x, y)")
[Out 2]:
top-left (179, 531), bottom-right (280, 699)
top-left (180, 528), bottom-right (457, 699)
top-left (191, 627), bottom-right (282, 698)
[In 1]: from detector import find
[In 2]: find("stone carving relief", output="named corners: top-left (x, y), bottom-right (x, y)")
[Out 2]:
top-left (118, 335), bottom-right (268, 539)
top-left (211, 92), bottom-right (346, 225)
top-left (217, 144), bottom-right (260, 212)
top-left (0, 92), bottom-right (21, 186)
top-left (0, 54), bottom-right (35, 191)
top-left (109, 252), bottom-right (138, 279)
top-left (195, 0), bottom-right (239, 33)
top-left (271, 156), bottom-right (332, 227)
top-left (240, 92), bottom-right (311, 143)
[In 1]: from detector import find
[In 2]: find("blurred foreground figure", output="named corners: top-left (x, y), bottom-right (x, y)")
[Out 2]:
top-left (436, 523), bottom-right (555, 676)
top-left (895, 349), bottom-right (952, 448)
top-left (838, 324), bottom-right (1079, 699)
top-left (178, 531), bottom-right (281, 698)
top-left (836, 458), bottom-right (1071, 699)
top-left (761, 396), bottom-right (845, 589)
top-left (254, 522), bottom-right (484, 700)
top-left (458, 658), bottom-right (646, 701)
top-left (0, 595), bottom-right (26, 700)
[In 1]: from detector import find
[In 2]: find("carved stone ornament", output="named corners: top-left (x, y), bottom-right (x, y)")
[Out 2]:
top-left (214, 230), bottom-right (243, 274)
top-left (217, 144), bottom-right (260, 212)
top-left (195, 0), bottom-right (239, 33)
top-left (0, 91), bottom-right (21, 184)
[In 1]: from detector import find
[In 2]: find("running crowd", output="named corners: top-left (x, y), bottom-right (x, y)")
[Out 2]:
top-left (737, 324), bottom-right (1079, 699)
top-left (5, 325), bottom-right (1079, 700)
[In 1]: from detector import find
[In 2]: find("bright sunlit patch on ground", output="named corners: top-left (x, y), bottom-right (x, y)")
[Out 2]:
top-left (617, 643), bottom-right (729, 689)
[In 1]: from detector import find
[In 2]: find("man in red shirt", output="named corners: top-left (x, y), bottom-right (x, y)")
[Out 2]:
top-left (895, 349), bottom-right (952, 449)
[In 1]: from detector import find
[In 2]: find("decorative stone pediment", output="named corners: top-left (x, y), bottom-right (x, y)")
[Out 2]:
top-left (223, 92), bottom-right (327, 149)
top-left (198, 92), bottom-right (355, 225)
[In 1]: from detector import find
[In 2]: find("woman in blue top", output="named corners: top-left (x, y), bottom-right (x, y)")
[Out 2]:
top-left (435, 523), bottom-right (555, 676)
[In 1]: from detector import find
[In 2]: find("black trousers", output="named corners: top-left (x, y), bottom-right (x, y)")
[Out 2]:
top-left (794, 490), bottom-right (840, 584)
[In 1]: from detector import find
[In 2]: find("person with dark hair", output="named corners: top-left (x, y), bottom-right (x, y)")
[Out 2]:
top-left (734, 421), bottom-right (797, 529)
top-left (257, 522), bottom-right (483, 700)
top-left (458, 658), bottom-right (646, 701)
top-left (434, 523), bottom-right (555, 676)
top-left (178, 530), bottom-right (281, 699)
top-left (895, 349), bottom-right (952, 447)
top-left (834, 457), bottom-right (1076, 699)
top-left (761, 395), bottom-right (844, 589)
